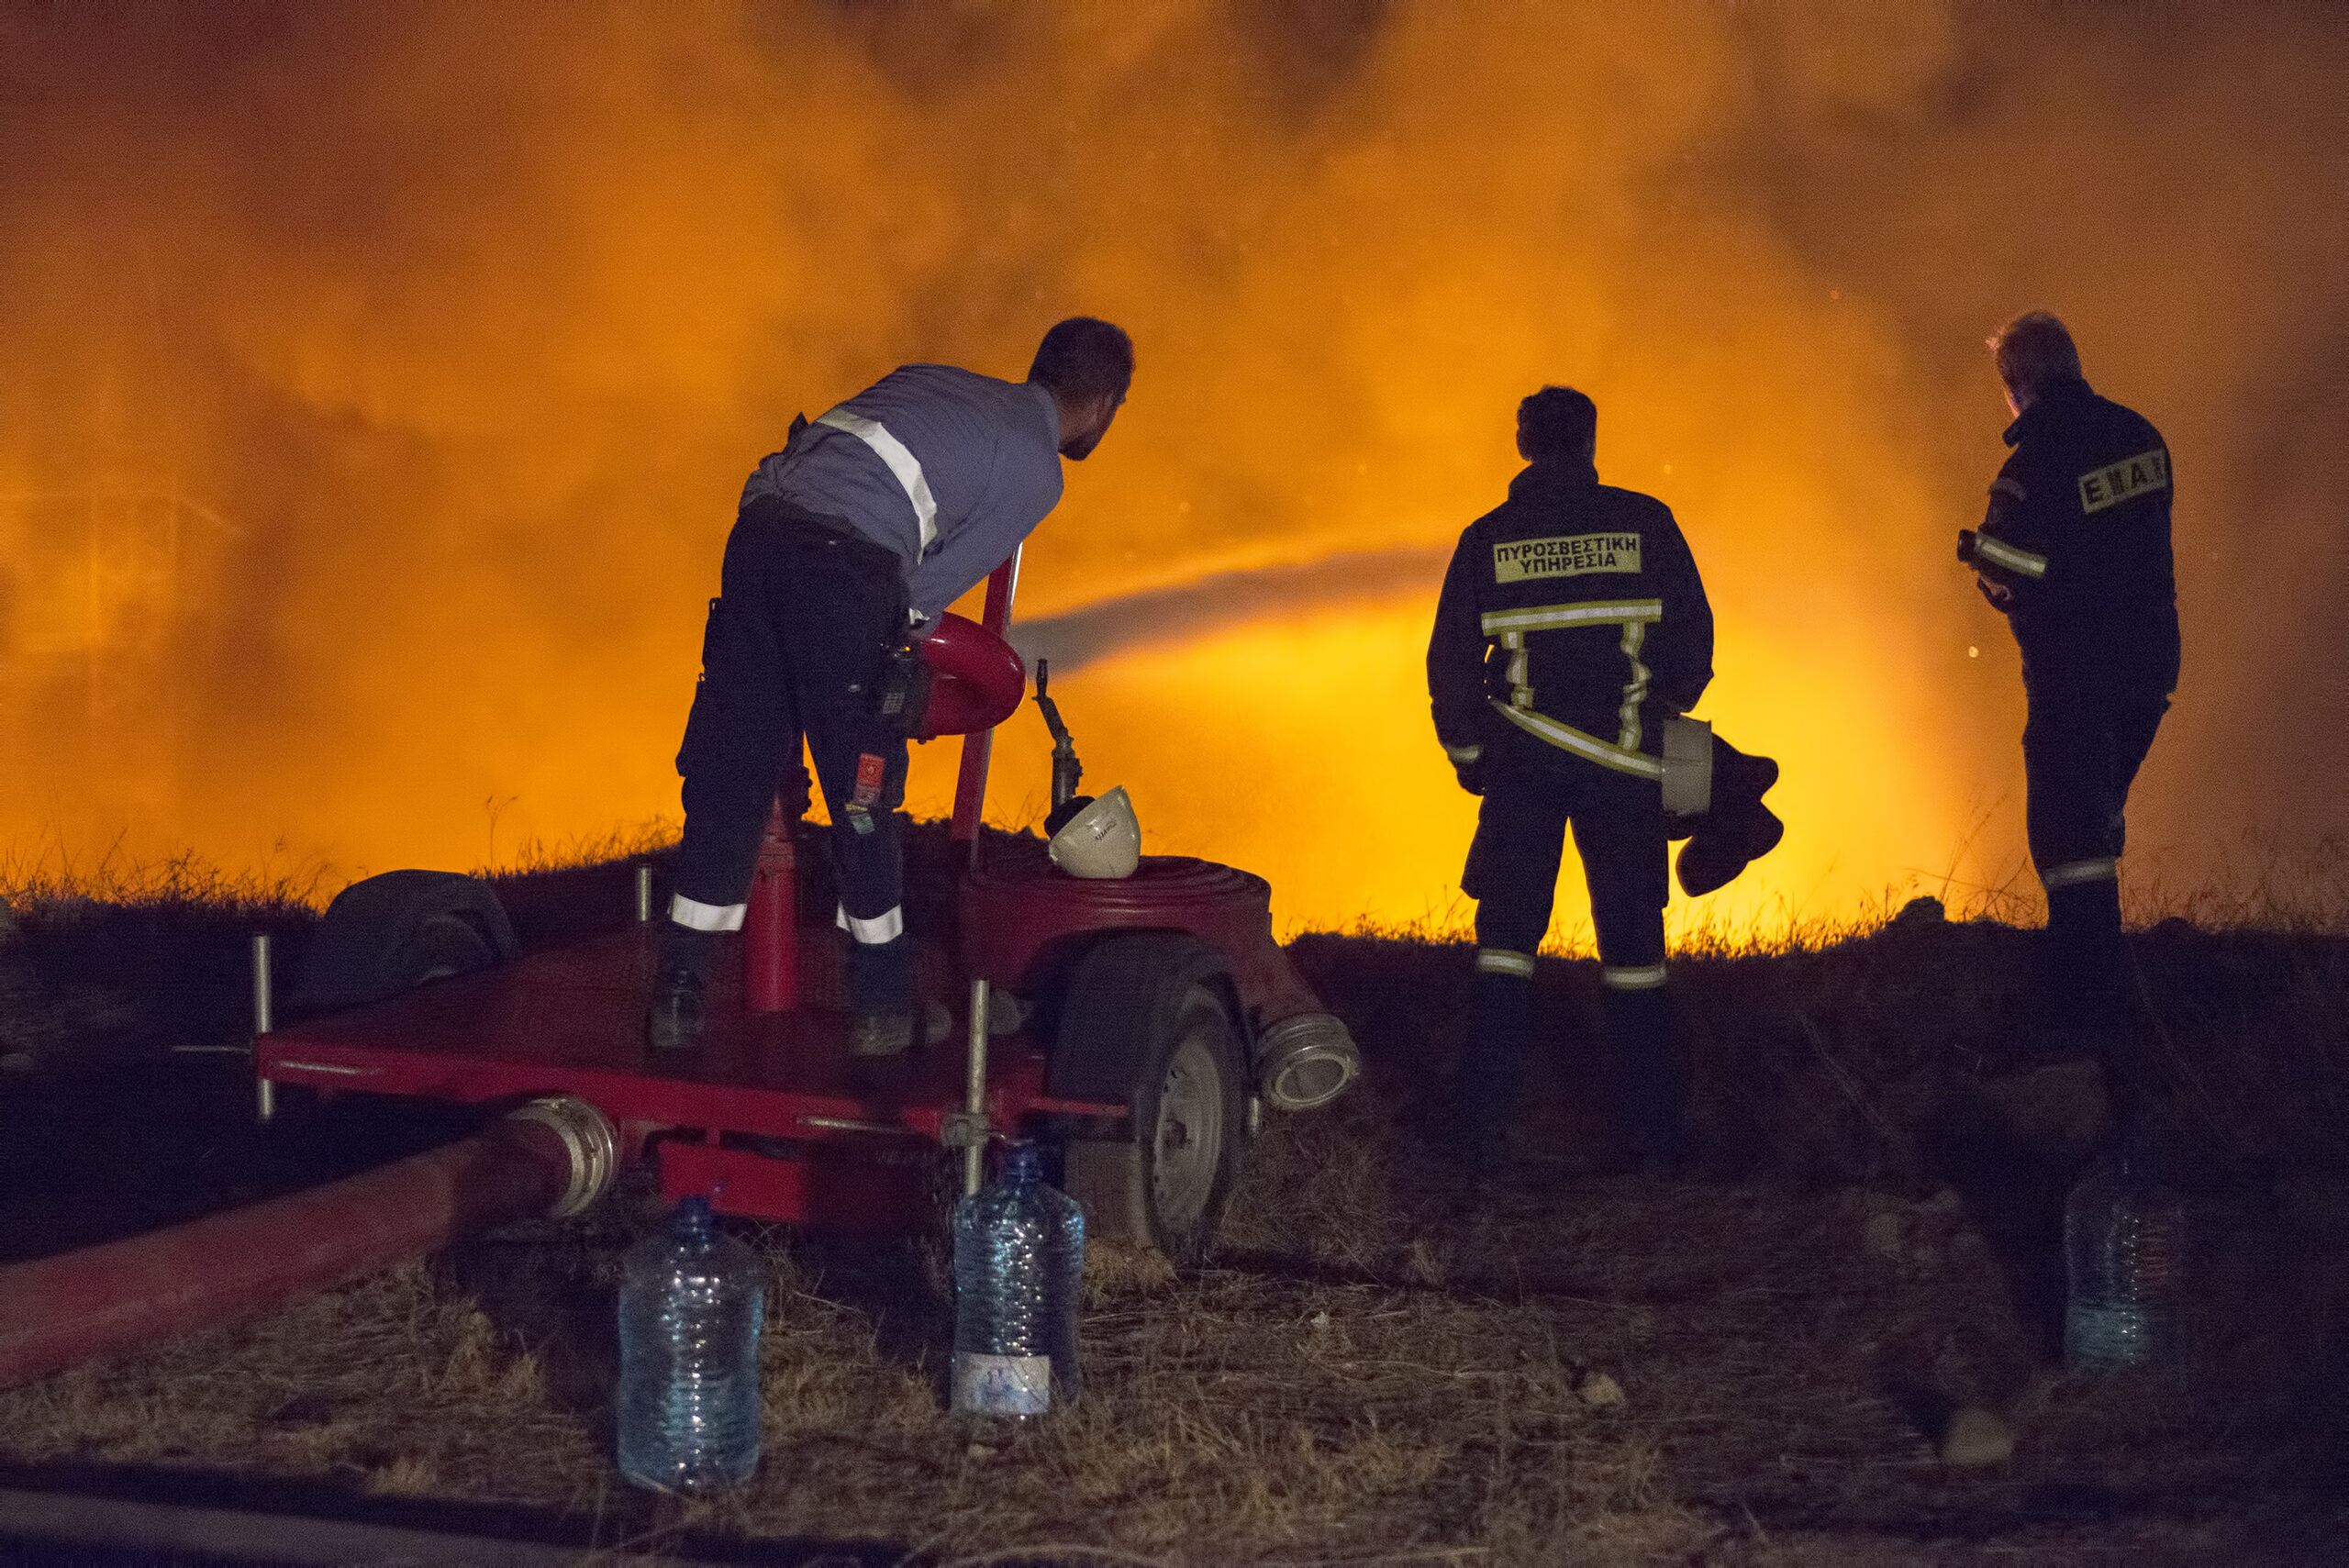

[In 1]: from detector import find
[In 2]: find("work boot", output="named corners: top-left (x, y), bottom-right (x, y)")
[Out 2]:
top-left (1449, 972), bottom-right (1533, 1171)
top-left (647, 967), bottom-right (707, 1051)
top-left (850, 998), bottom-right (952, 1058)
top-left (850, 1009), bottom-right (914, 1058)
top-left (2040, 878), bottom-right (2131, 1029)
top-left (1603, 984), bottom-right (1687, 1165)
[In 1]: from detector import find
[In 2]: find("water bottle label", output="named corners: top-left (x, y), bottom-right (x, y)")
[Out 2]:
top-left (952, 1352), bottom-right (1051, 1417)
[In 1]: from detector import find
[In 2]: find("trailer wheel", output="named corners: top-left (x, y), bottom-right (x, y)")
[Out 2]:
top-left (1057, 935), bottom-right (1248, 1268)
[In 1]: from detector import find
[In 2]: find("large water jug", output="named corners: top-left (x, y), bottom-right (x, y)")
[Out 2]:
top-left (2064, 1155), bottom-right (2188, 1373)
top-left (617, 1195), bottom-right (764, 1492)
top-left (952, 1140), bottom-right (1085, 1417)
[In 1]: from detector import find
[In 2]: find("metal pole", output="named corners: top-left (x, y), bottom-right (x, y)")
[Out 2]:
top-left (963, 977), bottom-right (990, 1197)
top-left (634, 863), bottom-right (652, 923)
top-left (952, 549), bottom-right (1023, 868)
top-left (743, 795), bottom-right (797, 1014)
top-left (250, 932), bottom-right (273, 1124)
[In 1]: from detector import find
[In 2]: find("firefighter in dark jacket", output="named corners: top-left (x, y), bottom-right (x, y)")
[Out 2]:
top-left (1961, 311), bottom-right (2178, 1031)
top-left (1428, 386), bottom-right (1713, 1170)
top-left (649, 317), bottom-right (1133, 1056)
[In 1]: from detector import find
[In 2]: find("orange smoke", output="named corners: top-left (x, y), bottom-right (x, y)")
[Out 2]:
top-left (3, 5), bottom-right (2342, 940)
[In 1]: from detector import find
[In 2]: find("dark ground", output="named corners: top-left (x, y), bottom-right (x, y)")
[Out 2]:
top-left (1, 827), bottom-right (2343, 1564)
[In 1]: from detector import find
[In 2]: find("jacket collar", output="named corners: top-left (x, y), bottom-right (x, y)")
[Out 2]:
top-left (1507, 458), bottom-right (1600, 500)
top-left (2002, 375), bottom-right (2094, 447)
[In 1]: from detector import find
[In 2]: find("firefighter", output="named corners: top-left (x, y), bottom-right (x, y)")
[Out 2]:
top-left (1961, 311), bottom-right (2178, 1035)
top-left (649, 318), bottom-right (1134, 1055)
top-left (1428, 386), bottom-right (1713, 1172)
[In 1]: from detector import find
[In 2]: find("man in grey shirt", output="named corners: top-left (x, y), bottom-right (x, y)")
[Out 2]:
top-left (651, 317), bottom-right (1133, 1054)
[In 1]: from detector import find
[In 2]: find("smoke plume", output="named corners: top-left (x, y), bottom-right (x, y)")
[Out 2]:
top-left (2, 3), bottom-right (2340, 939)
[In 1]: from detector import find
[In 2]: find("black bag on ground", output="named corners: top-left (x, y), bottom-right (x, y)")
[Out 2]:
top-left (288, 870), bottom-right (518, 1017)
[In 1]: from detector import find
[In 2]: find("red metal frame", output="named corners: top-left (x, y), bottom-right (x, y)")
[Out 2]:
top-left (254, 554), bottom-right (1340, 1231)
top-left (253, 925), bottom-right (1123, 1227)
top-left (254, 556), bottom-right (1132, 1230)
top-left (742, 794), bottom-right (800, 1015)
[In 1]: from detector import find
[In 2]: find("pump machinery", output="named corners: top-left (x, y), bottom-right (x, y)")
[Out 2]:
top-left (0, 549), bottom-right (1380, 1388)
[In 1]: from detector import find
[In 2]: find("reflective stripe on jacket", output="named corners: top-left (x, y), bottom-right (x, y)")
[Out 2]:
top-left (740, 365), bottom-right (1063, 626)
top-left (1428, 462), bottom-right (1712, 778)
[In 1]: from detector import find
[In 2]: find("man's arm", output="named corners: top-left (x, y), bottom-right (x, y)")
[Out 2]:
top-left (905, 415), bottom-right (1067, 628)
top-left (903, 517), bottom-right (1027, 632)
top-left (1648, 515), bottom-right (1714, 715)
top-left (1427, 528), bottom-right (1493, 789)
top-left (1964, 452), bottom-right (2050, 606)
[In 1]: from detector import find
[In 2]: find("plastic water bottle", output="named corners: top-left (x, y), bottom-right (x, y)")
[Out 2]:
top-left (617, 1195), bottom-right (763, 1492)
top-left (2064, 1155), bottom-right (2188, 1373)
top-left (952, 1140), bottom-right (1085, 1418)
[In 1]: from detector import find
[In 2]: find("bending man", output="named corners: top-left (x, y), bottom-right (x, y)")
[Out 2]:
top-left (1428, 386), bottom-right (1713, 1172)
top-left (651, 318), bottom-right (1133, 1055)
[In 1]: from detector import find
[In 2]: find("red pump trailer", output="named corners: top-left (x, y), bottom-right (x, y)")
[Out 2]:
top-left (253, 552), bottom-right (1359, 1262)
top-left (0, 555), bottom-right (1360, 1389)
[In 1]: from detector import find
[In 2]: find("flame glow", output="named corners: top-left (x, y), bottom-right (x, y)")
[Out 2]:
top-left (3, 5), bottom-right (2342, 940)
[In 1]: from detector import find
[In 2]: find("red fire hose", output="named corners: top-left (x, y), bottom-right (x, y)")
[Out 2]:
top-left (917, 609), bottom-right (1027, 741)
top-left (0, 1095), bottom-right (614, 1389)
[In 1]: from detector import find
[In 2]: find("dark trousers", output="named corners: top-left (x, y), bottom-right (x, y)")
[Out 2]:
top-left (666, 501), bottom-right (913, 1011)
top-left (1456, 753), bottom-right (1680, 1159)
top-left (2021, 692), bottom-right (2167, 1029)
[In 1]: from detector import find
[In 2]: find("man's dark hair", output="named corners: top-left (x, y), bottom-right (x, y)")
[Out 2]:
top-left (1518, 385), bottom-right (1598, 465)
top-left (1988, 311), bottom-right (2082, 397)
top-left (1029, 317), bottom-right (1134, 404)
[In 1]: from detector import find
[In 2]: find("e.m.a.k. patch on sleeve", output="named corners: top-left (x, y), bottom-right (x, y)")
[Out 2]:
top-left (2077, 448), bottom-right (2169, 515)
top-left (1492, 532), bottom-right (1642, 584)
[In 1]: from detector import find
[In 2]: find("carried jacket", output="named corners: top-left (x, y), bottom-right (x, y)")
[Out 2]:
top-left (1971, 377), bottom-right (2180, 701)
top-left (1428, 461), bottom-right (1713, 781)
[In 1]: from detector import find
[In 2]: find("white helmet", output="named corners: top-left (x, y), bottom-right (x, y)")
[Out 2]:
top-left (1047, 785), bottom-right (1141, 879)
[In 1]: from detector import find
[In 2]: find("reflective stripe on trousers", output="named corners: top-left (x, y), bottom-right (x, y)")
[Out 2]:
top-left (670, 893), bottom-right (746, 932)
top-left (2039, 857), bottom-right (2118, 891)
top-left (836, 903), bottom-right (906, 945)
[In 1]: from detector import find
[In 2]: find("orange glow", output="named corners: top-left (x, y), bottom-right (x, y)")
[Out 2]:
top-left (3, 6), bottom-right (2341, 929)
top-left (954, 593), bottom-right (1969, 946)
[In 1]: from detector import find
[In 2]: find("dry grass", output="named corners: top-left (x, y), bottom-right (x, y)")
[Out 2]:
top-left (1, 840), bottom-right (2345, 1563)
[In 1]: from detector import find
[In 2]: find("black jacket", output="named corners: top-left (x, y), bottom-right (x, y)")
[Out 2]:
top-left (1973, 377), bottom-right (2180, 702)
top-left (1428, 461), bottom-right (1712, 779)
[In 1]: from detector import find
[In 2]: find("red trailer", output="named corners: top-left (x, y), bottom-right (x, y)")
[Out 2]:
top-left (252, 554), bottom-right (1360, 1266)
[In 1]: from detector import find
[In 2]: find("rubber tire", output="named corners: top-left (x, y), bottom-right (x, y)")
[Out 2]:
top-left (1062, 958), bottom-right (1249, 1269)
top-left (289, 871), bottom-right (514, 1016)
top-left (402, 913), bottom-right (497, 986)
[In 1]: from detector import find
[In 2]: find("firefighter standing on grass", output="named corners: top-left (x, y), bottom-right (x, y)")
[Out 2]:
top-left (648, 318), bottom-right (1133, 1056)
top-left (1961, 311), bottom-right (2178, 1035)
top-left (1428, 387), bottom-right (1713, 1172)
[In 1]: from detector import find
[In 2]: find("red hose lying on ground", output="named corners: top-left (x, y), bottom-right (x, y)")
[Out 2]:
top-left (0, 1101), bottom-right (605, 1389)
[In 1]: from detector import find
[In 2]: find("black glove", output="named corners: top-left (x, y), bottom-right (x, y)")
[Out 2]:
top-left (1044, 795), bottom-right (1097, 837)
top-left (1452, 757), bottom-right (1486, 797)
